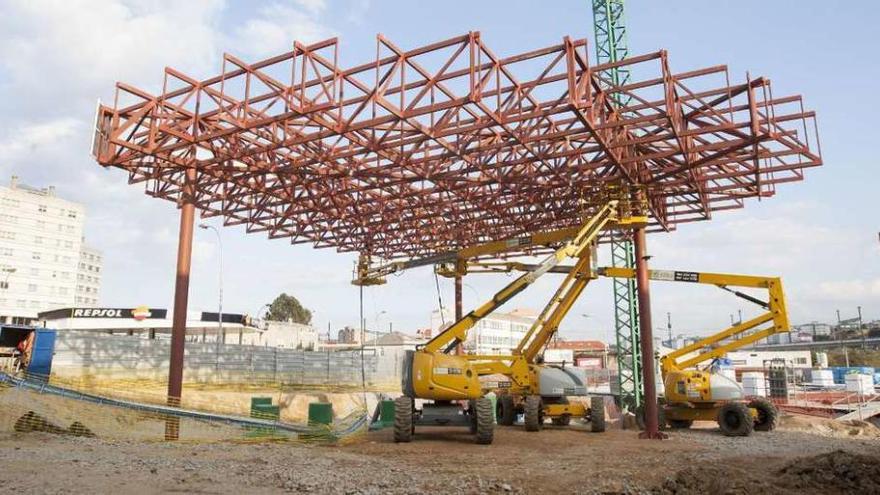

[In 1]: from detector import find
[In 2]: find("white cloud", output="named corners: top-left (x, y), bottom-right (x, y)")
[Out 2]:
top-left (227, 2), bottom-right (334, 59)
top-left (294, 0), bottom-right (328, 15)
top-left (0, 118), bottom-right (82, 162)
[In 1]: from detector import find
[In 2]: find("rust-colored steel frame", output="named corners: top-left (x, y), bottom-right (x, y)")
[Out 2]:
top-left (93, 32), bottom-right (821, 260)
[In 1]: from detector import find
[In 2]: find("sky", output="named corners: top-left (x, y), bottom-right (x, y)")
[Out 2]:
top-left (0, 0), bottom-right (877, 342)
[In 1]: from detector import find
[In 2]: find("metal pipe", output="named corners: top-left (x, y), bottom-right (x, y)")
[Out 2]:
top-left (165, 169), bottom-right (196, 441)
top-left (634, 227), bottom-right (665, 440)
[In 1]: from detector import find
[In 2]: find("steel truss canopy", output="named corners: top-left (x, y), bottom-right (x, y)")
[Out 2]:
top-left (92, 33), bottom-right (821, 259)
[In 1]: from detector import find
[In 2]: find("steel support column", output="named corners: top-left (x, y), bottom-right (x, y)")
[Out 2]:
top-left (454, 272), bottom-right (463, 355)
top-left (165, 168), bottom-right (196, 441)
top-left (634, 226), bottom-right (666, 439)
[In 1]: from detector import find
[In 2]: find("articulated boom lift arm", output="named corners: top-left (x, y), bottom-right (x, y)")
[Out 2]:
top-left (597, 267), bottom-right (790, 374)
top-left (423, 201), bottom-right (623, 355)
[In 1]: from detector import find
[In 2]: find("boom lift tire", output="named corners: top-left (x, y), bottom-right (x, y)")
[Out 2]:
top-left (524, 395), bottom-right (543, 432)
top-left (717, 402), bottom-right (754, 437)
top-left (749, 397), bottom-right (778, 432)
top-left (497, 394), bottom-right (516, 426)
top-left (475, 397), bottom-right (495, 444)
top-left (590, 396), bottom-right (606, 433)
top-left (393, 396), bottom-right (414, 443)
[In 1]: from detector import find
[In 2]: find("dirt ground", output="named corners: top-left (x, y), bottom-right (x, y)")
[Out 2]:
top-left (1, 413), bottom-right (878, 494)
top-left (0, 417), bottom-right (880, 494)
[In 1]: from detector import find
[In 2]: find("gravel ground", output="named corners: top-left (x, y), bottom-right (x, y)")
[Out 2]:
top-left (0, 414), bottom-right (878, 494)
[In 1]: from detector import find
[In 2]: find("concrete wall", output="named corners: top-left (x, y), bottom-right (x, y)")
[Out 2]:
top-left (51, 331), bottom-right (398, 389)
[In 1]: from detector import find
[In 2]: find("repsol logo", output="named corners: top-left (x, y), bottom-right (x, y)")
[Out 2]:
top-left (73, 308), bottom-right (124, 318)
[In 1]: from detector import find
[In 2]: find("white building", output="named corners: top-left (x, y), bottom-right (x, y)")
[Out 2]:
top-left (241, 320), bottom-right (319, 349)
top-left (430, 308), bottom-right (536, 355)
top-left (76, 245), bottom-right (103, 306)
top-left (0, 176), bottom-right (102, 324)
top-left (726, 350), bottom-right (812, 370)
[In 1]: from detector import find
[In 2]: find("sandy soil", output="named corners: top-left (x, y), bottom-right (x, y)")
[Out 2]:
top-left (0, 413), bottom-right (878, 494)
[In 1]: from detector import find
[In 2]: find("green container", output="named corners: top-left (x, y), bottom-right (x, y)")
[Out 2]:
top-left (252, 404), bottom-right (280, 421)
top-left (246, 397), bottom-right (281, 438)
top-left (378, 399), bottom-right (395, 428)
top-left (308, 402), bottom-right (333, 426)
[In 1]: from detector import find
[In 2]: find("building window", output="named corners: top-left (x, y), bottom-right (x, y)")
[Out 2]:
top-left (68, 211), bottom-right (77, 219)
top-left (0, 231), bottom-right (15, 240)
top-left (27, 284), bottom-right (37, 292)
top-left (32, 252), bottom-right (41, 260)
top-left (64, 240), bottom-right (73, 248)
top-left (38, 204), bottom-right (47, 213)
top-left (0, 248), bottom-right (11, 257)
top-left (29, 268), bottom-right (39, 276)
top-left (34, 236), bottom-right (43, 244)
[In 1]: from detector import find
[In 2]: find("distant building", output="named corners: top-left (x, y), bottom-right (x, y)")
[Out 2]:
top-left (546, 339), bottom-right (608, 368)
top-left (76, 245), bottom-right (103, 306)
top-left (726, 350), bottom-right (812, 370)
top-left (364, 331), bottom-right (427, 361)
top-left (430, 308), bottom-right (536, 355)
top-left (793, 322), bottom-right (832, 338)
top-left (0, 176), bottom-right (103, 324)
top-left (242, 320), bottom-right (319, 349)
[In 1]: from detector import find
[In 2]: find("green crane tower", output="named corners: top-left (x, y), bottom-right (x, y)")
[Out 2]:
top-left (590, 0), bottom-right (643, 412)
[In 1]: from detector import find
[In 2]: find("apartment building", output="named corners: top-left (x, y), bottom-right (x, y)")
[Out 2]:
top-left (0, 176), bottom-right (102, 324)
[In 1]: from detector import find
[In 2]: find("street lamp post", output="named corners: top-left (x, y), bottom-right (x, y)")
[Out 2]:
top-left (375, 310), bottom-right (387, 335)
top-left (198, 224), bottom-right (223, 348)
top-left (858, 305), bottom-right (866, 350)
top-left (836, 309), bottom-right (849, 367)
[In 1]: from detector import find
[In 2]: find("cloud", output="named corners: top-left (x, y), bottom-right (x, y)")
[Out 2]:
top-left (227, 2), bottom-right (335, 59)
top-left (0, 118), bottom-right (82, 163)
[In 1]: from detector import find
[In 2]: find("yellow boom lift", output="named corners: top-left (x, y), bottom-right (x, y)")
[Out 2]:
top-left (601, 267), bottom-right (788, 436)
top-left (354, 200), bottom-right (643, 444)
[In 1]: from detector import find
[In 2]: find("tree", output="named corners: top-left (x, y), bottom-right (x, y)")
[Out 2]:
top-left (265, 293), bottom-right (312, 325)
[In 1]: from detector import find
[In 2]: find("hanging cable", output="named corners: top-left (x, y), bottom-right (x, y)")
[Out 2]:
top-left (434, 269), bottom-right (446, 326)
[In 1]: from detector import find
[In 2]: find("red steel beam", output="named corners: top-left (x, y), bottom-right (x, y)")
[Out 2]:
top-left (92, 33), bottom-right (821, 261)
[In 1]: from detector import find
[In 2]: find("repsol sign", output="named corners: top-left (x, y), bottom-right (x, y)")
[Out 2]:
top-left (69, 307), bottom-right (167, 319)
top-left (73, 308), bottom-right (124, 318)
